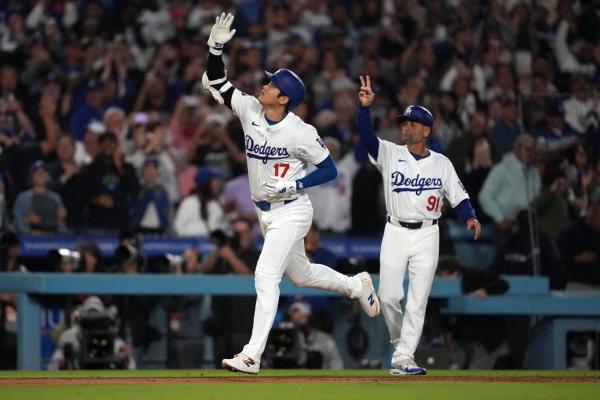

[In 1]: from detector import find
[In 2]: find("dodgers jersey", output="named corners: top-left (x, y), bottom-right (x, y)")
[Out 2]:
top-left (231, 89), bottom-right (330, 201)
top-left (370, 140), bottom-right (468, 222)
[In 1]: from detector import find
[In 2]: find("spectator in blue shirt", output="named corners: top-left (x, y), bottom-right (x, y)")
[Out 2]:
top-left (69, 78), bottom-right (105, 141)
top-left (130, 157), bottom-right (170, 234)
top-left (12, 161), bottom-right (68, 236)
top-left (488, 98), bottom-right (522, 157)
top-left (536, 101), bottom-right (578, 154)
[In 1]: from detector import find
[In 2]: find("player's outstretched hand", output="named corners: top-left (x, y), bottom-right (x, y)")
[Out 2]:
top-left (358, 75), bottom-right (375, 107)
top-left (207, 12), bottom-right (236, 50)
top-left (264, 179), bottom-right (297, 200)
top-left (466, 218), bottom-right (481, 240)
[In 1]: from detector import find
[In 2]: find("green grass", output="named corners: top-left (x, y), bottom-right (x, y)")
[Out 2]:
top-left (2, 382), bottom-right (599, 400)
top-left (0, 370), bottom-right (598, 400)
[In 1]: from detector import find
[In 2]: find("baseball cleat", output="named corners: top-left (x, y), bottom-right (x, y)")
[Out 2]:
top-left (390, 358), bottom-right (427, 376)
top-left (221, 353), bottom-right (260, 375)
top-left (356, 272), bottom-right (381, 317)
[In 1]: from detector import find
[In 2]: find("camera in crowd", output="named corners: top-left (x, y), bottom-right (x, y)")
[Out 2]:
top-left (114, 243), bottom-right (144, 273)
top-left (265, 322), bottom-right (308, 369)
top-left (62, 297), bottom-right (129, 370)
top-left (209, 229), bottom-right (239, 249)
top-left (47, 248), bottom-right (81, 273)
top-left (264, 321), bottom-right (336, 369)
top-left (152, 253), bottom-right (183, 274)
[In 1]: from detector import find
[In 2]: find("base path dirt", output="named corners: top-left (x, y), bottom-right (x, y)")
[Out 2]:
top-left (1, 376), bottom-right (599, 386)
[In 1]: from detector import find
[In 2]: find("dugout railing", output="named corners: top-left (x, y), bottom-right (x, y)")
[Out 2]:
top-left (1, 273), bottom-right (599, 370)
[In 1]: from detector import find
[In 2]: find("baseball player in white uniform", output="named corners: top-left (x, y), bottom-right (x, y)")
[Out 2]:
top-left (201, 13), bottom-right (380, 375)
top-left (357, 76), bottom-right (481, 375)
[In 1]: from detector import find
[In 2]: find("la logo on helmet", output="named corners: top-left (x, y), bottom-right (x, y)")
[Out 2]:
top-left (405, 106), bottom-right (413, 115)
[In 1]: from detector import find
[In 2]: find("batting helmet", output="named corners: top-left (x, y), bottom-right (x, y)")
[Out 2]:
top-left (264, 69), bottom-right (305, 110)
top-left (397, 105), bottom-right (434, 128)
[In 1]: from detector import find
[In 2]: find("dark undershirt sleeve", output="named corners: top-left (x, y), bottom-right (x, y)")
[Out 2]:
top-left (206, 53), bottom-right (234, 108)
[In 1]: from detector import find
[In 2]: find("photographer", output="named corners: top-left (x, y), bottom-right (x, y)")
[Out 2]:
top-left (48, 296), bottom-right (135, 370)
top-left (111, 242), bottom-right (158, 366)
top-left (48, 248), bottom-right (80, 274)
top-left (287, 302), bottom-right (343, 369)
top-left (75, 241), bottom-right (104, 274)
top-left (163, 249), bottom-right (205, 368)
top-left (202, 217), bottom-right (259, 366)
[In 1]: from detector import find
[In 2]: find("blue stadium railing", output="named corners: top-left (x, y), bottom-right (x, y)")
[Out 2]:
top-left (17, 235), bottom-right (383, 259)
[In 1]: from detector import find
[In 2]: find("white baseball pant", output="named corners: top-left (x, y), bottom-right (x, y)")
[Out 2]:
top-left (378, 221), bottom-right (439, 363)
top-left (241, 196), bottom-right (362, 362)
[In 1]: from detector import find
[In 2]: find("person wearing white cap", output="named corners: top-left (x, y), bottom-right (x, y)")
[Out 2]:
top-left (103, 107), bottom-right (134, 156)
top-left (103, 107), bottom-right (128, 140)
top-left (287, 301), bottom-right (343, 369)
top-left (74, 120), bottom-right (105, 166)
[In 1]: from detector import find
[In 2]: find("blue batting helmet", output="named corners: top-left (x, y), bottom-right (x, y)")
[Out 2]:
top-left (264, 69), bottom-right (306, 110)
top-left (397, 105), bottom-right (434, 128)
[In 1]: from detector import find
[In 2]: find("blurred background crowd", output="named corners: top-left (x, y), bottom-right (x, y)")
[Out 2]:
top-left (1, 0), bottom-right (599, 370)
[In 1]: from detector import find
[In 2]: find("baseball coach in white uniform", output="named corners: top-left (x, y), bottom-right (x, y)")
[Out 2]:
top-left (357, 76), bottom-right (481, 375)
top-left (201, 14), bottom-right (381, 375)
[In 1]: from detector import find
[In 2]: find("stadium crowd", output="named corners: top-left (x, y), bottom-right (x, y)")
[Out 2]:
top-left (1, 0), bottom-right (599, 369)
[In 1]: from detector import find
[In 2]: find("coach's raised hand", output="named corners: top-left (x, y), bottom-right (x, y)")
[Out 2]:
top-left (358, 75), bottom-right (375, 107)
top-left (207, 12), bottom-right (236, 52)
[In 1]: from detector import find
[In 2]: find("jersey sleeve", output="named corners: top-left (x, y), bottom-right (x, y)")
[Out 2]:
top-left (230, 89), bottom-right (262, 122)
top-left (294, 126), bottom-right (330, 165)
top-left (367, 138), bottom-right (393, 172)
top-left (443, 157), bottom-right (470, 208)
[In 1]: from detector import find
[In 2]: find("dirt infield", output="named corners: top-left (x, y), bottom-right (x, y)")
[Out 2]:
top-left (1, 375), bottom-right (598, 386)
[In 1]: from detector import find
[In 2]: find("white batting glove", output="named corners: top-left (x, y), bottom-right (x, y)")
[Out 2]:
top-left (202, 71), bottom-right (225, 104)
top-left (264, 179), bottom-right (297, 200)
top-left (207, 12), bottom-right (236, 52)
